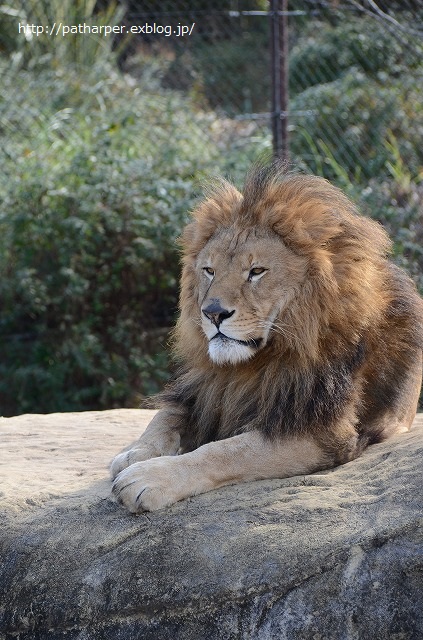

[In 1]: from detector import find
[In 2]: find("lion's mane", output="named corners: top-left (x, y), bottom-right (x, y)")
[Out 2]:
top-left (158, 164), bottom-right (423, 460)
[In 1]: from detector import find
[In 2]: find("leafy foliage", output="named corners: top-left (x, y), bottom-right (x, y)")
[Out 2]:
top-left (0, 0), bottom-right (124, 66)
top-left (0, 62), bottom-right (224, 415)
top-left (290, 69), bottom-right (423, 181)
top-left (289, 16), bottom-right (411, 96)
top-left (288, 14), bottom-right (423, 182)
top-left (164, 28), bottom-right (270, 115)
top-left (0, 3), bottom-right (422, 414)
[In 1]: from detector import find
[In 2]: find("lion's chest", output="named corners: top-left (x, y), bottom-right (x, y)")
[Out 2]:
top-left (188, 374), bottom-right (261, 446)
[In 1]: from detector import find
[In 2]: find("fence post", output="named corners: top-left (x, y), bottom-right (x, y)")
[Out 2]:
top-left (270, 0), bottom-right (289, 159)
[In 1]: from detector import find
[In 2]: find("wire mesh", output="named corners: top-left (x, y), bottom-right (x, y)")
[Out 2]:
top-left (2, 1), bottom-right (422, 179)
top-left (0, 0), bottom-right (422, 414)
top-left (118, 0), bottom-right (423, 180)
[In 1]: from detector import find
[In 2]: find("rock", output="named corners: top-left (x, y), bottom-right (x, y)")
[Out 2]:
top-left (0, 409), bottom-right (422, 640)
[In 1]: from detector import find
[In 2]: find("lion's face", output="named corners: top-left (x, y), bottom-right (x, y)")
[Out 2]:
top-left (196, 225), bottom-right (307, 365)
top-left (177, 169), bottom-right (393, 369)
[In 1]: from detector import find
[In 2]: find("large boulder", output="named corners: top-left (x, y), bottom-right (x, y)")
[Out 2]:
top-left (0, 409), bottom-right (422, 639)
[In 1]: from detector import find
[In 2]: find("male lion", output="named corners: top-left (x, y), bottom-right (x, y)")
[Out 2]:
top-left (111, 163), bottom-right (423, 513)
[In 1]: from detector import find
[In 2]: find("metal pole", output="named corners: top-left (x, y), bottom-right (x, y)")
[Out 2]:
top-left (270, 0), bottom-right (289, 159)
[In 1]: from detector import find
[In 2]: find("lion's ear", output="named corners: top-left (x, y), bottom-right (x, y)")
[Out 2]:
top-left (271, 206), bottom-right (344, 251)
top-left (300, 208), bottom-right (344, 246)
top-left (255, 174), bottom-right (349, 250)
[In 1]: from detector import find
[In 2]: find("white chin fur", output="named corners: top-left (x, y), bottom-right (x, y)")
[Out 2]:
top-left (208, 337), bottom-right (254, 365)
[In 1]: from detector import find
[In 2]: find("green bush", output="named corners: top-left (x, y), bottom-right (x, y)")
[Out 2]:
top-left (0, 0), bottom-right (125, 67)
top-left (1, 4), bottom-right (422, 415)
top-left (0, 61), bottom-right (225, 416)
top-left (163, 29), bottom-right (270, 115)
top-left (289, 69), bottom-right (423, 182)
top-left (289, 16), bottom-right (409, 96)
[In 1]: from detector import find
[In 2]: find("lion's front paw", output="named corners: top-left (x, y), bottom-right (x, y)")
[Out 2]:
top-left (112, 457), bottom-right (188, 513)
top-left (110, 446), bottom-right (158, 480)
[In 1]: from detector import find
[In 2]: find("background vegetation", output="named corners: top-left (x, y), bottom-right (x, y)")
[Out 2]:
top-left (0, 1), bottom-right (421, 415)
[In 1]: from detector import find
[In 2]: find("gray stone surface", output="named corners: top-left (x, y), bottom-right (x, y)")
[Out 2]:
top-left (0, 410), bottom-right (422, 640)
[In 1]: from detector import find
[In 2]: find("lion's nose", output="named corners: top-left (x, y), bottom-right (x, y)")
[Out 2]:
top-left (202, 301), bottom-right (235, 328)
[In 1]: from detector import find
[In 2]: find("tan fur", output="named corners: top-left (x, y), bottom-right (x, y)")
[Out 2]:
top-left (113, 432), bottom-right (326, 513)
top-left (177, 173), bottom-right (390, 366)
top-left (111, 164), bottom-right (423, 513)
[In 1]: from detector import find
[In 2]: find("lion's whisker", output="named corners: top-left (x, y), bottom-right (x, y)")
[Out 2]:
top-left (256, 320), bottom-right (297, 340)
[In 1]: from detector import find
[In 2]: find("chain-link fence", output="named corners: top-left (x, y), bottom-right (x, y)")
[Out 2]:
top-left (2, 1), bottom-right (422, 179)
top-left (0, 0), bottom-right (422, 414)
top-left (119, 0), bottom-right (423, 181)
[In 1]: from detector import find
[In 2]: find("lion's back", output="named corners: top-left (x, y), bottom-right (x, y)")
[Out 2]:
top-left (357, 264), bottom-right (423, 442)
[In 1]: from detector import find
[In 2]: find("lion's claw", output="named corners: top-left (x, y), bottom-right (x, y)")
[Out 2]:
top-left (112, 457), bottom-right (186, 513)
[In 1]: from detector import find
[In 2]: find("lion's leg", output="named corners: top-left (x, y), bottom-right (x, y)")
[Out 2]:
top-left (112, 431), bottom-right (329, 513)
top-left (110, 409), bottom-right (185, 479)
top-left (363, 351), bottom-right (422, 443)
top-left (386, 351), bottom-right (422, 436)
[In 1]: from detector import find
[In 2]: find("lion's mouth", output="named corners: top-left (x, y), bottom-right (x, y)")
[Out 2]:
top-left (210, 332), bottom-right (263, 349)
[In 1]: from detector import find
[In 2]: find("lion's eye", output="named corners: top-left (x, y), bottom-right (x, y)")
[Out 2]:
top-left (203, 267), bottom-right (215, 279)
top-left (248, 267), bottom-right (267, 282)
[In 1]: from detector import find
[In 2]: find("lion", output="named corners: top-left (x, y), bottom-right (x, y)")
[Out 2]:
top-left (111, 162), bottom-right (423, 513)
